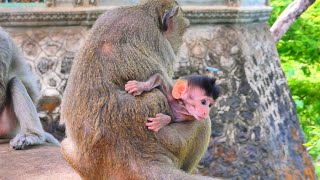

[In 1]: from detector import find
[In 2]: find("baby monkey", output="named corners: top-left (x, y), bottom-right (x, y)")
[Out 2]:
top-left (125, 74), bottom-right (219, 132)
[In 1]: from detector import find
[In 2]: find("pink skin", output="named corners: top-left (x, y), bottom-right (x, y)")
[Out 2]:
top-left (125, 81), bottom-right (148, 96)
top-left (146, 113), bottom-right (171, 132)
top-left (180, 87), bottom-right (214, 121)
top-left (0, 103), bottom-right (17, 137)
top-left (125, 80), bottom-right (214, 132)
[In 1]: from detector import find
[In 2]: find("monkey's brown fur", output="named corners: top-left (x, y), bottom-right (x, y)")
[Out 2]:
top-left (61, 0), bottom-right (215, 179)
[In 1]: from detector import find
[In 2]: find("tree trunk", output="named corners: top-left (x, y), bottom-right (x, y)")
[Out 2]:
top-left (270, 0), bottom-right (315, 42)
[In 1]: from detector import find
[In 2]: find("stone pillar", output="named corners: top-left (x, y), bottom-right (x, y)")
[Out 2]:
top-left (174, 1), bottom-right (316, 179)
top-left (0, 0), bottom-right (316, 179)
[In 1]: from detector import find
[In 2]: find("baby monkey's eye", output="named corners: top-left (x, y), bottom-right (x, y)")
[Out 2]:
top-left (201, 100), bottom-right (206, 105)
top-left (209, 104), bottom-right (213, 108)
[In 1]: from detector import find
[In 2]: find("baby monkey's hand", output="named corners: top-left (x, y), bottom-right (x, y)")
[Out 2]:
top-left (125, 80), bottom-right (147, 96)
top-left (146, 113), bottom-right (171, 132)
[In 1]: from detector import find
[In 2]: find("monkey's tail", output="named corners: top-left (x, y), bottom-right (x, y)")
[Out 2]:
top-left (44, 132), bottom-right (60, 146)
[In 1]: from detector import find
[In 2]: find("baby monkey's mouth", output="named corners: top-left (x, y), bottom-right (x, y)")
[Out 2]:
top-left (193, 114), bottom-right (207, 121)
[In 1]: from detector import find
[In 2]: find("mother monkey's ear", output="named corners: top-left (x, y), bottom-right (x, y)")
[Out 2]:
top-left (161, 6), bottom-right (179, 32)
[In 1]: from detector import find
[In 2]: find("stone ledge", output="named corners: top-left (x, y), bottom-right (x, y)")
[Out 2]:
top-left (0, 6), bottom-right (272, 27)
top-left (184, 6), bottom-right (272, 24)
top-left (0, 143), bottom-right (80, 180)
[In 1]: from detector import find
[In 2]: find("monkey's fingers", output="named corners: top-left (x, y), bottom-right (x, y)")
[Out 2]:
top-left (124, 87), bottom-right (130, 92)
top-left (127, 80), bottom-right (138, 84)
top-left (128, 88), bottom-right (138, 94)
top-left (146, 124), bottom-right (161, 132)
top-left (155, 114), bottom-right (171, 123)
top-left (125, 88), bottom-right (133, 94)
top-left (147, 118), bottom-right (164, 132)
top-left (146, 120), bottom-right (155, 126)
top-left (133, 92), bottom-right (142, 96)
top-left (125, 81), bottom-right (139, 88)
top-left (150, 126), bottom-right (160, 132)
top-left (155, 113), bottom-right (166, 117)
top-left (146, 118), bottom-right (160, 124)
top-left (125, 83), bottom-right (137, 90)
top-left (125, 87), bottom-right (133, 93)
top-left (125, 80), bottom-right (139, 85)
top-left (147, 117), bottom-right (159, 122)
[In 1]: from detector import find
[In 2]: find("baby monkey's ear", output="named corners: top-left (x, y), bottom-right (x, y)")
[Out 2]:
top-left (172, 79), bottom-right (188, 99)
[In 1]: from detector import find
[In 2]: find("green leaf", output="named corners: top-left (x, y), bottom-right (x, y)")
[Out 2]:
top-left (287, 68), bottom-right (295, 76)
top-left (295, 99), bottom-right (304, 108)
top-left (301, 66), bottom-right (311, 77)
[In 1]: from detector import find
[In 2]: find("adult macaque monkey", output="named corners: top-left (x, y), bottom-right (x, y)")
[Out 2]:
top-left (0, 28), bottom-right (59, 150)
top-left (61, 0), bottom-right (217, 179)
top-left (125, 74), bottom-right (220, 132)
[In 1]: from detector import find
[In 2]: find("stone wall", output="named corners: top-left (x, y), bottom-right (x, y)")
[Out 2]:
top-left (176, 24), bottom-right (315, 179)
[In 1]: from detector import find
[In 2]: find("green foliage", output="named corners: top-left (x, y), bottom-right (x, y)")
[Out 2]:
top-left (284, 65), bottom-right (320, 144)
top-left (316, 164), bottom-right (320, 176)
top-left (270, 0), bottom-right (320, 171)
top-left (304, 126), bottom-right (320, 158)
top-left (269, 0), bottom-right (320, 65)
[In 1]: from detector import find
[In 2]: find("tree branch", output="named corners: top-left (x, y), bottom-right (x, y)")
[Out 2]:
top-left (270, 0), bottom-right (315, 43)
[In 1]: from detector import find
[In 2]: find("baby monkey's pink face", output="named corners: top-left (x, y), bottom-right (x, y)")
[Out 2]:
top-left (180, 87), bottom-right (215, 121)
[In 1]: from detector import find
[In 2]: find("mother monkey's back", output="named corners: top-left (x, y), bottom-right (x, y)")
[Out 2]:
top-left (60, 0), bottom-right (213, 179)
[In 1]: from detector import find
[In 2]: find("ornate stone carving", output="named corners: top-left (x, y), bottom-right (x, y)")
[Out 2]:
top-left (178, 0), bottom-right (225, 5)
top-left (74, 0), bottom-right (83, 6)
top-left (0, 10), bottom-right (100, 27)
top-left (60, 56), bottom-right (73, 75)
top-left (43, 72), bottom-right (62, 88)
top-left (37, 57), bottom-right (55, 74)
top-left (22, 40), bottom-right (41, 60)
top-left (42, 42), bottom-right (62, 57)
top-left (46, 0), bottom-right (56, 7)
top-left (73, 0), bottom-right (97, 6)
top-left (184, 7), bottom-right (272, 24)
top-left (89, 0), bottom-right (97, 6)
top-left (0, 6), bottom-right (272, 27)
top-left (227, 0), bottom-right (240, 6)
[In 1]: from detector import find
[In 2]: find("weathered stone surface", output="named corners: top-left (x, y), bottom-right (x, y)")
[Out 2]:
top-left (0, 143), bottom-right (80, 179)
top-left (0, 6), bottom-right (272, 27)
top-left (180, 24), bottom-right (315, 179)
top-left (42, 42), bottom-right (62, 57)
top-left (60, 55), bottom-right (74, 75)
top-left (22, 40), bottom-right (41, 60)
top-left (37, 57), bottom-right (55, 75)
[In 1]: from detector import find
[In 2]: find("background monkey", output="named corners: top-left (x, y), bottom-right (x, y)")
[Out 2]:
top-left (0, 28), bottom-right (59, 150)
top-left (125, 74), bottom-right (220, 132)
top-left (61, 0), bottom-right (217, 179)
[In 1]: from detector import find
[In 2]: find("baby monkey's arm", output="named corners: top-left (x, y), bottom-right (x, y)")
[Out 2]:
top-left (125, 73), bottom-right (172, 100)
top-left (125, 74), bottom-right (174, 132)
